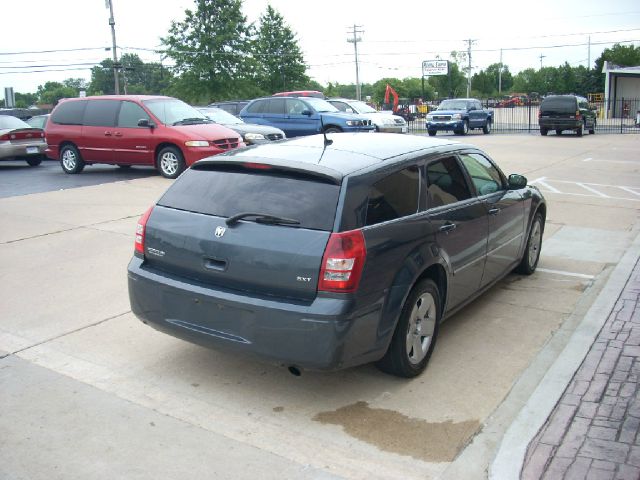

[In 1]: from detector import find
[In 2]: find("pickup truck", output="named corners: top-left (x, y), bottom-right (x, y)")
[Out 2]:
top-left (426, 98), bottom-right (493, 136)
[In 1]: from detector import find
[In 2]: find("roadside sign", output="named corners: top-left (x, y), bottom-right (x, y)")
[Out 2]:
top-left (422, 60), bottom-right (448, 76)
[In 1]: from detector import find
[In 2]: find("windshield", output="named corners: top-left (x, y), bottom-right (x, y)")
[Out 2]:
top-left (437, 100), bottom-right (468, 111)
top-left (143, 98), bottom-right (211, 125)
top-left (304, 97), bottom-right (339, 113)
top-left (197, 107), bottom-right (244, 125)
top-left (0, 115), bottom-right (31, 129)
top-left (349, 100), bottom-right (377, 113)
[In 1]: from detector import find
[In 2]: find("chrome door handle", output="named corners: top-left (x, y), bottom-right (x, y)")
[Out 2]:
top-left (488, 207), bottom-right (500, 215)
top-left (439, 223), bottom-right (457, 233)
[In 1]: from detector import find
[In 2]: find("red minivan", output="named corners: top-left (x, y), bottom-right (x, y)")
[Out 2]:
top-left (45, 95), bottom-right (245, 178)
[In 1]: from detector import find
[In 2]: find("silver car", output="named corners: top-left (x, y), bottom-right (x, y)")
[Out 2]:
top-left (0, 115), bottom-right (47, 166)
top-left (328, 98), bottom-right (408, 133)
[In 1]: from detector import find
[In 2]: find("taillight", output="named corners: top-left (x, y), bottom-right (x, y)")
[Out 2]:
top-left (0, 133), bottom-right (9, 141)
top-left (318, 229), bottom-right (366, 293)
top-left (134, 206), bottom-right (154, 255)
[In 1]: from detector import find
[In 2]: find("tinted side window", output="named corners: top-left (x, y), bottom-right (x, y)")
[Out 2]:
top-left (118, 101), bottom-right (150, 128)
top-left (365, 167), bottom-right (419, 226)
top-left (459, 153), bottom-right (504, 196)
top-left (426, 157), bottom-right (472, 208)
top-left (51, 100), bottom-right (87, 125)
top-left (246, 100), bottom-right (265, 114)
top-left (83, 100), bottom-right (119, 127)
top-left (331, 101), bottom-right (349, 112)
top-left (264, 98), bottom-right (285, 115)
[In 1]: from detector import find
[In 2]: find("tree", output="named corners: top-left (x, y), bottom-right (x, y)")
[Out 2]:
top-left (14, 92), bottom-right (38, 108)
top-left (428, 61), bottom-right (466, 98)
top-left (161, 0), bottom-right (252, 103)
top-left (88, 53), bottom-right (172, 95)
top-left (36, 81), bottom-right (78, 105)
top-left (253, 5), bottom-right (308, 94)
top-left (592, 43), bottom-right (640, 92)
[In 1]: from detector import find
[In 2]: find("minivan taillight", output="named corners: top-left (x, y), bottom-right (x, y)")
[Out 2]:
top-left (134, 206), bottom-right (154, 255)
top-left (318, 230), bottom-right (366, 293)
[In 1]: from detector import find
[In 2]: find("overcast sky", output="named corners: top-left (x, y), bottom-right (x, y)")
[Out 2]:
top-left (1, 0), bottom-right (639, 99)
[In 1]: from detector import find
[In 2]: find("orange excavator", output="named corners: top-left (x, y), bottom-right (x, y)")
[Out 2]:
top-left (384, 84), bottom-right (399, 113)
top-left (384, 84), bottom-right (416, 121)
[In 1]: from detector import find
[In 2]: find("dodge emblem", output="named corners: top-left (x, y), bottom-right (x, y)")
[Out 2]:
top-left (214, 226), bottom-right (226, 238)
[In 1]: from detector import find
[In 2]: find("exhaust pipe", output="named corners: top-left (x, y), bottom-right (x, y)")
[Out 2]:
top-left (287, 365), bottom-right (302, 377)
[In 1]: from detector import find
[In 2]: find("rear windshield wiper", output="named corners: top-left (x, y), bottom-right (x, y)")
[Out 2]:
top-left (172, 117), bottom-right (212, 125)
top-left (226, 212), bottom-right (301, 227)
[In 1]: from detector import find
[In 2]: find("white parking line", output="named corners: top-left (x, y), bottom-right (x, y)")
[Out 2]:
top-left (537, 268), bottom-right (595, 279)
top-left (530, 177), bottom-right (561, 193)
top-left (529, 178), bottom-right (640, 202)
top-left (620, 187), bottom-right (640, 197)
top-left (576, 182), bottom-right (609, 198)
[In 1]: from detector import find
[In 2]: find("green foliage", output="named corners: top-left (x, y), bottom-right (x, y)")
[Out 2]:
top-left (471, 63), bottom-right (513, 96)
top-left (427, 61), bottom-right (467, 98)
top-left (36, 81), bottom-right (78, 105)
top-left (88, 53), bottom-right (172, 96)
top-left (253, 5), bottom-right (308, 94)
top-left (592, 43), bottom-right (640, 91)
top-left (161, 0), bottom-right (252, 103)
top-left (14, 92), bottom-right (38, 108)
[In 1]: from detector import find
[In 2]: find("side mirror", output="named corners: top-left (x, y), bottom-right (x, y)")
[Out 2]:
top-left (301, 110), bottom-right (312, 116)
top-left (508, 174), bottom-right (528, 189)
top-left (138, 118), bottom-right (155, 129)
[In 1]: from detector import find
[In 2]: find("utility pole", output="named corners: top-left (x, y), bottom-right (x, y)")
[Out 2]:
top-left (464, 39), bottom-right (476, 97)
top-left (539, 54), bottom-right (546, 70)
top-left (347, 25), bottom-right (364, 101)
top-left (498, 48), bottom-right (503, 94)
top-left (587, 36), bottom-right (591, 68)
top-left (106, 0), bottom-right (120, 94)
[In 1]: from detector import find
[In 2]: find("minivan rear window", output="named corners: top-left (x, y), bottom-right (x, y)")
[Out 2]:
top-left (158, 168), bottom-right (340, 231)
top-left (540, 96), bottom-right (577, 113)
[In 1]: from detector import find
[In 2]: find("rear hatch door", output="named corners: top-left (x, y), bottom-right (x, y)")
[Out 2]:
top-left (144, 163), bottom-right (341, 301)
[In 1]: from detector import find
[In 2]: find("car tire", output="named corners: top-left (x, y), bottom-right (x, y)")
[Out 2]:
top-left (376, 279), bottom-right (440, 378)
top-left (589, 120), bottom-right (595, 135)
top-left (427, 129), bottom-right (437, 136)
top-left (576, 122), bottom-right (584, 137)
top-left (482, 121), bottom-right (492, 134)
top-left (26, 157), bottom-right (42, 167)
top-left (60, 144), bottom-right (85, 174)
top-left (156, 146), bottom-right (185, 179)
top-left (540, 128), bottom-right (548, 136)
top-left (516, 212), bottom-right (544, 275)
top-left (324, 127), bottom-right (342, 133)
top-left (458, 121), bottom-right (469, 135)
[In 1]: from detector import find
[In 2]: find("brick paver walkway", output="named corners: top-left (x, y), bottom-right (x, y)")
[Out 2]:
top-left (522, 259), bottom-right (640, 479)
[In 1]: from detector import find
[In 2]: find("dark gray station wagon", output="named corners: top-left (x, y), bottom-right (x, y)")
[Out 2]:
top-left (128, 134), bottom-right (546, 377)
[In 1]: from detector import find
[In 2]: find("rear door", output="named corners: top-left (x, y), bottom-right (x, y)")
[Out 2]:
top-left (425, 156), bottom-right (487, 311)
top-left (144, 164), bottom-right (341, 301)
top-left (79, 99), bottom-right (120, 163)
top-left (284, 98), bottom-right (318, 137)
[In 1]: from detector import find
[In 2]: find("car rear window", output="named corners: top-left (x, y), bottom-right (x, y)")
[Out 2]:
top-left (157, 167), bottom-right (340, 231)
top-left (540, 96), bottom-right (577, 113)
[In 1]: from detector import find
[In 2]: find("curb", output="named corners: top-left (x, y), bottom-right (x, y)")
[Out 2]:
top-left (489, 229), bottom-right (640, 479)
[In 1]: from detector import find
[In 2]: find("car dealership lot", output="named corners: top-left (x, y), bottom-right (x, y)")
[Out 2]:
top-left (1, 134), bottom-right (639, 479)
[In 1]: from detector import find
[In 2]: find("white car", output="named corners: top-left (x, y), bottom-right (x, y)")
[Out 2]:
top-left (328, 98), bottom-right (408, 133)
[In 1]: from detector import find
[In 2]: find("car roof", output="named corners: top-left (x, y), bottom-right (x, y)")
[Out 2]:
top-left (196, 133), bottom-right (463, 181)
top-left (60, 95), bottom-right (173, 102)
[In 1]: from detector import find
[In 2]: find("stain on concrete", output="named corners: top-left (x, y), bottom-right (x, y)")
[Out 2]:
top-left (313, 401), bottom-right (479, 462)
top-left (273, 406), bottom-right (284, 413)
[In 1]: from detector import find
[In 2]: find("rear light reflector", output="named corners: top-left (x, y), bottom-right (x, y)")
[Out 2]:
top-left (134, 206), bottom-right (154, 255)
top-left (318, 229), bottom-right (366, 293)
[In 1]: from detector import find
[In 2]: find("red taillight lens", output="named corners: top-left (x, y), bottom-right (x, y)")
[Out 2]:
top-left (318, 229), bottom-right (366, 293)
top-left (0, 133), bottom-right (9, 141)
top-left (134, 206), bottom-right (154, 255)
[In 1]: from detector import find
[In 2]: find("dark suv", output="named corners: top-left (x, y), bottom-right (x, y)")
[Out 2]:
top-left (128, 134), bottom-right (546, 377)
top-left (538, 95), bottom-right (596, 136)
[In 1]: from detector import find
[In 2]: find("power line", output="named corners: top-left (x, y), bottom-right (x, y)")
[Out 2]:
top-left (0, 47), bottom-right (109, 56)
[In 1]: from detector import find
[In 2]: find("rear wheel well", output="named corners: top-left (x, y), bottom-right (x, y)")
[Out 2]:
top-left (415, 264), bottom-right (448, 316)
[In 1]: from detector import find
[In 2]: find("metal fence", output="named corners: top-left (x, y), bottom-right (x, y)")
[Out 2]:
top-left (406, 98), bottom-right (640, 135)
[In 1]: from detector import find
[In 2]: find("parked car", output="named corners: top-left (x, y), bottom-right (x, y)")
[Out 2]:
top-left (0, 115), bottom-right (47, 166)
top-left (128, 133), bottom-right (546, 378)
top-left (426, 98), bottom-right (493, 136)
top-left (25, 114), bottom-right (50, 129)
top-left (45, 95), bottom-right (244, 178)
top-left (207, 100), bottom-right (250, 116)
top-left (196, 107), bottom-right (285, 145)
top-left (327, 98), bottom-right (408, 133)
top-left (538, 95), bottom-right (596, 136)
top-left (239, 96), bottom-right (375, 137)
top-left (272, 90), bottom-right (325, 98)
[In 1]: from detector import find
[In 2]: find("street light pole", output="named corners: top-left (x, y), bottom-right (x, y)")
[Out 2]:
top-left (106, 0), bottom-right (120, 94)
top-left (347, 25), bottom-right (363, 101)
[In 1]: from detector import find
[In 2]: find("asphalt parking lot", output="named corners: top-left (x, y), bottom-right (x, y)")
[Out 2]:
top-left (1, 133), bottom-right (639, 479)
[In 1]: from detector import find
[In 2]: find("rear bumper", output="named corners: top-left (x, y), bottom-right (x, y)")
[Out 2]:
top-left (376, 125), bottom-right (408, 133)
top-left (1, 141), bottom-right (47, 159)
top-left (127, 257), bottom-right (385, 370)
top-left (539, 119), bottom-right (581, 130)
